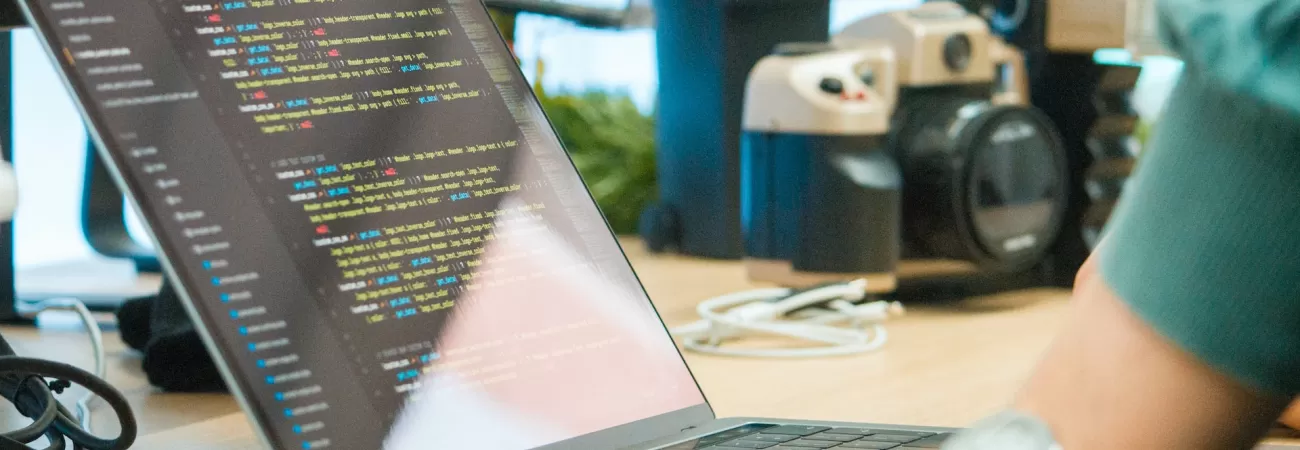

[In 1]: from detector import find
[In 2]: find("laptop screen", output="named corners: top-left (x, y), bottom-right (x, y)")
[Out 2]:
top-left (19, 0), bottom-right (706, 448)
top-left (535, 0), bottom-right (632, 12)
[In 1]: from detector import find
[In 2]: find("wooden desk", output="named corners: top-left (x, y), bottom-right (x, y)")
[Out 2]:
top-left (4, 241), bottom-right (1298, 449)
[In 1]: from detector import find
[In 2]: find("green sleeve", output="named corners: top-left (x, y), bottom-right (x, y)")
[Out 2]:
top-left (1096, 0), bottom-right (1300, 396)
top-left (1153, 0), bottom-right (1300, 118)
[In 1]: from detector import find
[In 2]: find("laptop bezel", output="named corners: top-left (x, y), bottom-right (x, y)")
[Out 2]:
top-left (14, 1), bottom-right (717, 448)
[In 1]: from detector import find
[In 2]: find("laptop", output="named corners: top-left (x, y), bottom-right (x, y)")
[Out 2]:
top-left (15, 0), bottom-right (955, 448)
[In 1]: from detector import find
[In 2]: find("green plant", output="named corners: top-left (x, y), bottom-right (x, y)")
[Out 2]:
top-left (537, 90), bottom-right (658, 234)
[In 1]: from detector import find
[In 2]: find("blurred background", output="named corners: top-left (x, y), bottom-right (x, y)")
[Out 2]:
top-left (6, 0), bottom-right (1183, 296)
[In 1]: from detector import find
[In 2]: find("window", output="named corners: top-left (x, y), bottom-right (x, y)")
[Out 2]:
top-left (11, 29), bottom-right (97, 269)
top-left (830, 0), bottom-right (921, 32)
top-left (513, 13), bottom-right (657, 112)
top-left (509, 0), bottom-right (922, 113)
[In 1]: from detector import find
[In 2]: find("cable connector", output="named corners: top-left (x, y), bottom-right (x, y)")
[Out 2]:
top-left (47, 379), bottom-right (71, 395)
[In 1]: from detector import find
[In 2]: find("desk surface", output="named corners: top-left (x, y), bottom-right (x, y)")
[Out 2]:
top-left (6, 240), bottom-right (1299, 449)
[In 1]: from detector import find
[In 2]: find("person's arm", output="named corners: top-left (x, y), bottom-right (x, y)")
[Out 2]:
top-left (945, 2), bottom-right (1300, 449)
top-left (1006, 250), bottom-right (1291, 449)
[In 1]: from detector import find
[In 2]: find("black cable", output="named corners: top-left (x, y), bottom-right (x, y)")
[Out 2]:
top-left (2, 376), bottom-right (58, 443)
top-left (0, 355), bottom-right (136, 450)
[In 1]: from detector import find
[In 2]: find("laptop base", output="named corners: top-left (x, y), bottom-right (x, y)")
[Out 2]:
top-left (639, 418), bottom-right (956, 450)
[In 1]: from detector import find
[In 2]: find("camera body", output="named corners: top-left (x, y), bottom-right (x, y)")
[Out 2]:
top-left (741, 2), bottom-right (1069, 293)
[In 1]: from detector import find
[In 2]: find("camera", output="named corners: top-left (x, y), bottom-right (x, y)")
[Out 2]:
top-left (740, 1), bottom-right (1069, 293)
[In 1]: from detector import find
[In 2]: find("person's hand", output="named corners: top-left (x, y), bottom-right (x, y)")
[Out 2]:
top-left (384, 203), bottom-right (705, 449)
top-left (400, 203), bottom-right (702, 434)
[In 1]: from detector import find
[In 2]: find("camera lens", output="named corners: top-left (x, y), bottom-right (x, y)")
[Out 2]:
top-left (943, 33), bottom-right (973, 72)
top-left (894, 99), bottom-right (1068, 272)
top-left (966, 112), bottom-right (1065, 263)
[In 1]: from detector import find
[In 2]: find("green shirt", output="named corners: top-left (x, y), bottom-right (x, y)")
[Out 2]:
top-left (1098, 0), bottom-right (1300, 396)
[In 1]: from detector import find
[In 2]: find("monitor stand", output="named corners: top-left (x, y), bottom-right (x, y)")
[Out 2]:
top-left (0, 31), bottom-right (19, 322)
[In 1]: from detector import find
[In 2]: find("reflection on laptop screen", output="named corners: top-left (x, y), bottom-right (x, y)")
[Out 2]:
top-left (21, 0), bottom-right (705, 448)
top-left (544, 0), bottom-right (632, 11)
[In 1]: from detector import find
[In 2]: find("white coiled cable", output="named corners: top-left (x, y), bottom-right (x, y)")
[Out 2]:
top-left (670, 280), bottom-right (905, 358)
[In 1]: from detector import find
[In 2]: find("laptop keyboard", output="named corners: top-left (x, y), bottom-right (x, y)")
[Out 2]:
top-left (659, 424), bottom-right (951, 450)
